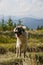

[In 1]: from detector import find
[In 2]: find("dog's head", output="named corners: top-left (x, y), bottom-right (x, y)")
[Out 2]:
top-left (14, 26), bottom-right (26, 37)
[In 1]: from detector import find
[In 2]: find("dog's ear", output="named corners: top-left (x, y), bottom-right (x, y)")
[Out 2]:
top-left (22, 26), bottom-right (26, 30)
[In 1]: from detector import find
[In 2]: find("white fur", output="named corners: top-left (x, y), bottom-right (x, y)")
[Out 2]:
top-left (16, 36), bottom-right (21, 48)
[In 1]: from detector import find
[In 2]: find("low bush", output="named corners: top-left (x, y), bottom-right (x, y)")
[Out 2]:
top-left (35, 54), bottom-right (43, 64)
top-left (0, 47), bottom-right (7, 54)
top-left (9, 46), bottom-right (16, 53)
top-left (0, 43), bottom-right (16, 54)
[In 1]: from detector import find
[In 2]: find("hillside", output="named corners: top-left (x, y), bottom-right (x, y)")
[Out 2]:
top-left (21, 17), bottom-right (43, 29)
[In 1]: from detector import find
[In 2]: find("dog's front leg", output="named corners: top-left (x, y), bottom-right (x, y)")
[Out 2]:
top-left (19, 47), bottom-right (21, 57)
top-left (20, 47), bottom-right (21, 57)
top-left (16, 48), bottom-right (19, 57)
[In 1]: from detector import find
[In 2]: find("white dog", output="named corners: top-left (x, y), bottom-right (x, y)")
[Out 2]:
top-left (14, 26), bottom-right (28, 58)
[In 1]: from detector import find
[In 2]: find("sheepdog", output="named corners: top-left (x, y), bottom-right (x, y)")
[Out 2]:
top-left (14, 26), bottom-right (28, 58)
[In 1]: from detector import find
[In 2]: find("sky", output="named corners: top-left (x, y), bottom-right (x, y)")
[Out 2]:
top-left (0, 0), bottom-right (43, 18)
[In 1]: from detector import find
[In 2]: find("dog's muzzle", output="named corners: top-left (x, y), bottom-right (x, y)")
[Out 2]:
top-left (14, 31), bottom-right (18, 33)
top-left (14, 29), bottom-right (18, 33)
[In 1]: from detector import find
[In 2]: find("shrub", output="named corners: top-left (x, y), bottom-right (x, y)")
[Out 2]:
top-left (0, 47), bottom-right (7, 54)
top-left (35, 54), bottom-right (43, 64)
top-left (9, 46), bottom-right (16, 53)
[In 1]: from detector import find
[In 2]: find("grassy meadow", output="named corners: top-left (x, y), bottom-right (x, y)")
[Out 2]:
top-left (0, 30), bottom-right (43, 65)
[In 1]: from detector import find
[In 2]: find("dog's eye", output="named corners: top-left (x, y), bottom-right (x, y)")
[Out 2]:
top-left (16, 28), bottom-right (19, 30)
top-left (16, 28), bottom-right (20, 31)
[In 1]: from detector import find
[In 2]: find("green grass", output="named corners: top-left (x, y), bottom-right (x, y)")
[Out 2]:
top-left (0, 43), bottom-right (16, 54)
top-left (0, 35), bottom-right (16, 43)
top-left (0, 30), bottom-right (43, 65)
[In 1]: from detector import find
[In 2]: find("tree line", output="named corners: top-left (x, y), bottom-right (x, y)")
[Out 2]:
top-left (0, 18), bottom-right (23, 31)
top-left (37, 26), bottom-right (43, 30)
top-left (0, 18), bottom-right (43, 31)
